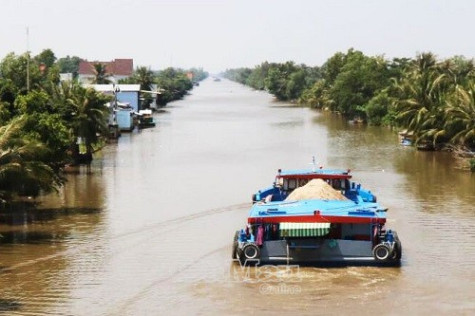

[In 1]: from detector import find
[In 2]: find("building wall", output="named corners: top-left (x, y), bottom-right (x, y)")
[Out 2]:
top-left (117, 91), bottom-right (139, 111)
top-left (116, 109), bottom-right (134, 131)
top-left (78, 74), bottom-right (95, 84)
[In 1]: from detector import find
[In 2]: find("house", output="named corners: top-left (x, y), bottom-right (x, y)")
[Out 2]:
top-left (59, 73), bottom-right (73, 82)
top-left (85, 84), bottom-right (141, 112)
top-left (85, 84), bottom-right (143, 132)
top-left (78, 59), bottom-right (133, 84)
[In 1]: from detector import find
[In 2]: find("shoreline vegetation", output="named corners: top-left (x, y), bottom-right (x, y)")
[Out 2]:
top-left (0, 49), bottom-right (208, 208)
top-left (222, 49), bottom-right (474, 171)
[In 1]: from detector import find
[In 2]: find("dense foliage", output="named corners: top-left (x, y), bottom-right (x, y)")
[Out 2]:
top-left (223, 49), bottom-right (475, 150)
top-left (0, 49), bottom-right (207, 203)
top-left (119, 67), bottom-right (207, 107)
top-left (224, 61), bottom-right (319, 101)
top-left (57, 55), bottom-right (81, 78)
top-left (0, 51), bottom-right (112, 200)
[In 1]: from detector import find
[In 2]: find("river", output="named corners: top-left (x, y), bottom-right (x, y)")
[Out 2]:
top-left (0, 78), bottom-right (474, 315)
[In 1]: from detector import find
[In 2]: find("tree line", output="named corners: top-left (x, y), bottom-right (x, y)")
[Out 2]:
top-left (223, 49), bottom-right (474, 155)
top-left (0, 49), bottom-right (207, 205)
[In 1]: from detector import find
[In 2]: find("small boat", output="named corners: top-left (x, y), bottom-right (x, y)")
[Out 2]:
top-left (398, 130), bottom-right (413, 146)
top-left (233, 164), bottom-right (402, 266)
top-left (137, 109), bottom-right (156, 128)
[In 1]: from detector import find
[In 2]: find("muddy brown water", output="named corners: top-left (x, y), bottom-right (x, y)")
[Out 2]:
top-left (0, 78), bottom-right (474, 315)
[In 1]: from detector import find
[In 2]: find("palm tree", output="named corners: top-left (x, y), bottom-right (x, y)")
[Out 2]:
top-left (0, 116), bottom-right (63, 202)
top-left (394, 53), bottom-right (448, 146)
top-left (135, 66), bottom-right (154, 90)
top-left (92, 63), bottom-right (111, 84)
top-left (134, 66), bottom-right (154, 108)
top-left (445, 83), bottom-right (475, 148)
top-left (67, 85), bottom-right (111, 164)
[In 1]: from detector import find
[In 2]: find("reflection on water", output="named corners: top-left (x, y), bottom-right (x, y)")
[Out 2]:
top-left (0, 78), bottom-right (474, 315)
top-left (395, 150), bottom-right (475, 214)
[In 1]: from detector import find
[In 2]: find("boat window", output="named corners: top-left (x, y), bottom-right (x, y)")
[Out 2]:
top-left (282, 179), bottom-right (289, 191)
top-left (332, 179), bottom-right (342, 190)
top-left (298, 179), bottom-right (308, 187)
top-left (288, 179), bottom-right (297, 190)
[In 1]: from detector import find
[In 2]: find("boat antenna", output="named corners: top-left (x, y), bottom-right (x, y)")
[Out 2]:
top-left (26, 26), bottom-right (30, 92)
top-left (311, 156), bottom-right (316, 172)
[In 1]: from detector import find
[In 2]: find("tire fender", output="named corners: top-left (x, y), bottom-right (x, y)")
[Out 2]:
top-left (373, 243), bottom-right (391, 261)
top-left (242, 243), bottom-right (260, 260)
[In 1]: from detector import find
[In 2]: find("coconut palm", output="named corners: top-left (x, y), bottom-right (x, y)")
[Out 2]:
top-left (67, 85), bottom-right (111, 163)
top-left (394, 53), bottom-right (449, 145)
top-left (445, 83), bottom-right (475, 148)
top-left (0, 116), bottom-right (63, 201)
top-left (135, 66), bottom-right (154, 91)
top-left (134, 66), bottom-right (155, 108)
top-left (92, 63), bottom-right (111, 84)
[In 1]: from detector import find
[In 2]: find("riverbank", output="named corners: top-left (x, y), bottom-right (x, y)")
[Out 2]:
top-left (223, 50), bottom-right (475, 158)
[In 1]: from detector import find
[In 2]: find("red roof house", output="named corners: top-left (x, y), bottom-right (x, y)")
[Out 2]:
top-left (78, 59), bottom-right (133, 83)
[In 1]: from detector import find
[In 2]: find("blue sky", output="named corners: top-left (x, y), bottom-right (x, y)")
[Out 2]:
top-left (1, 0), bottom-right (474, 72)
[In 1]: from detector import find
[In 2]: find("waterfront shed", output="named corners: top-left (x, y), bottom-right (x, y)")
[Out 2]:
top-left (86, 84), bottom-right (141, 112)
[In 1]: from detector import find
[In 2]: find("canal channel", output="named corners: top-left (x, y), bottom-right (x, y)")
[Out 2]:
top-left (0, 78), bottom-right (474, 315)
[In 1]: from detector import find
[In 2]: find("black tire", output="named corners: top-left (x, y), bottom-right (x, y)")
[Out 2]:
top-left (373, 243), bottom-right (391, 262)
top-left (391, 241), bottom-right (402, 261)
top-left (391, 233), bottom-right (402, 261)
top-left (242, 243), bottom-right (260, 260)
top-left (232, 230), bottom-right (239, 259)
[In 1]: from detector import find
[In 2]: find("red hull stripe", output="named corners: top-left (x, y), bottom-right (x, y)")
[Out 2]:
top-left (248, 215), bottom-right (385, 224)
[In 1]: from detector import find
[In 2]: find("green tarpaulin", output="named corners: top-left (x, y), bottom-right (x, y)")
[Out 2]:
top-left (279, 222), bottom-right (331, 237)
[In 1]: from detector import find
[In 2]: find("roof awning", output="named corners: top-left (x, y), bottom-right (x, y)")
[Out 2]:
top-left (279, 222), bottom-right (331, 237)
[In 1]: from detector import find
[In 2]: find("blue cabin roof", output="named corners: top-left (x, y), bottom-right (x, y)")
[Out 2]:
top-left (277, 168), bottom-right (350, 177)
top-left (247, 199), bottom-right (387, 224)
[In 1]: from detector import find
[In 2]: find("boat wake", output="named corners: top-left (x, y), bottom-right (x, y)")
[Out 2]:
top-left (1, 202), bottom-right (249, 273)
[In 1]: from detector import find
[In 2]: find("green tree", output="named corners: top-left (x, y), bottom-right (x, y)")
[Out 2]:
top-left (329, 51), bottom-right (390, 118)
top-left (188, 67), bottom-right (209, 83)
top-left (0, 52), bottom-right (42, 94)
top-left (444, 83), bottom-right (475, 148)
top-left (394, 53), bottom-right (449, 145)
top-left (155, 68), bottom-right (193, 106)
top-left (68, 85), bottom-right (111, 161)
top-left (0, 78), bottom-right (17, 120)
top-left (299, 79), bottom-right (330, 109)
top-left (321, 51), bottom-right (347, 85)
top-left (135, 66), bottom-right (154, 108)
top-left (365, 89), bottom-right (396, 125)
top-left (56, 55), bottom-right (81, 78)
top-left (285, 69), bottom-right (307, 100)
top-left (0, 116), bottom-right (63, 201)
top-left (92, 63), bottom-right (111, 84)
top-left (14, 90), bottom-right (71, 167)
top-left (246, 62), bottom-right (271, 90)
top-left (264, 62), bottom-right (302, 100)
top-left (34, 49), bottom-right (56, 68)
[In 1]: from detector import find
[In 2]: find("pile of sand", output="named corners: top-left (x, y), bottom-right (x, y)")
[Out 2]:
top-left (285, 179), bottom-right (348, 201)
